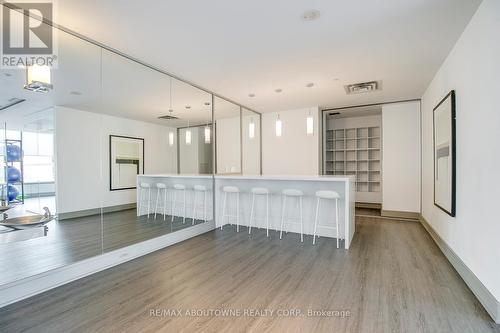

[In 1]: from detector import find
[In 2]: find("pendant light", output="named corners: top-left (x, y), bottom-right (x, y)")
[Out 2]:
top-left (306, 110), bottom-right (314, 136)
top-left (204, 102), bottom-right (211, 144)
top-left (275, 114), bottom-right (282, 137)
top-left (168, 78), bottom-right (174, 146)
top-left (249, 117), bottom-right (255, 139)
top-left (185, 104), bottom-right (192, 145)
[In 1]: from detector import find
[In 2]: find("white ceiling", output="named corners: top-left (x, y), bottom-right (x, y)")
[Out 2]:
top-left (50, 0), bottom-right (481, 113)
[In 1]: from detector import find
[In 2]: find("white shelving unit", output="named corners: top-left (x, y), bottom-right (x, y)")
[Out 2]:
top-left (325, 126), bottom-right (381, 199)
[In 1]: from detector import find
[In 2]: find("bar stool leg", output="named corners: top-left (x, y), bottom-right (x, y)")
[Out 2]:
top-left (203, 190), bottom-right (207, 223)
top-left (220, 192), bottom-right (227, 230)
top-left (280, 195), bottom-right (287, 240)
top-left (236, 192), bottom-right (240, 232)
top-left (248, 193), bottom-right (255, 234)
top-left (183, 189), bottom-right (186, 224)
top-left (154, 187), bottom-right (160, 219)
top-left (147, 187), bottom-right (151, 218)
top-left (192, 190), bottom-right (197, 225)
top-left (299, 196), bottom-right (304, 242)
top-left (171, 190), bottom-right (177, 222)
top-left (313, 197), bottom-right (320, 245)
top-left (266, 193), bottom-right (269, 237)
top-left (335, 198), bottom-right (339, 249)
top-left (138, 188), bottom-right (143, 216)
top-left (163, 188), bottom-right (167, 220)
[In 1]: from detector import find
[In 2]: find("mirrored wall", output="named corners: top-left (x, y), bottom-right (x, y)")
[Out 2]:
top-left (0, 6), bottom-right (260, 287)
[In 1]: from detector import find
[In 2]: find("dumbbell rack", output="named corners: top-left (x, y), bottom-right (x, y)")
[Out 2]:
top-left (2, 136), bottom-right (25, 205)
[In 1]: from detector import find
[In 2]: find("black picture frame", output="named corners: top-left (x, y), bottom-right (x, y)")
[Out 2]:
top-left (433, 90), bottom-right (456, 217)
top-left (109, 135), bottom-right (145, 191)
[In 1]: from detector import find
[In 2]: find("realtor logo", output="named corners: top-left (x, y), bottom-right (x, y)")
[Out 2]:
top-left (1, 1), bottom-right (57, 68)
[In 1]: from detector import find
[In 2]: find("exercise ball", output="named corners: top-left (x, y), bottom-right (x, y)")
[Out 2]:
top-left (7, 166), bottom-right (21, 182)
top-left (6, 144), bottom-right (22, 162)
top-left (7, 185), bottom-right (19, 202)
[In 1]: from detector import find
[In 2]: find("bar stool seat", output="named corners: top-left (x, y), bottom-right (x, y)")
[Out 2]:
top-left (313, 190), bottom-right (341, 248)
top-left (220, 186), bottom-right (240, 231)
top-left (280, 189), bottom-right (304, 242)
top-left (282, 189), bottom-right (303, 197)
top-left (248, 187), bottom-right (270, 236)
top-left (174, 184), bottom-right (186, 190)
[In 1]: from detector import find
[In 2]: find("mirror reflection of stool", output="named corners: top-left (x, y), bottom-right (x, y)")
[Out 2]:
top-left (171, 184), bottom-right (187, 224)
top-left (154, 183), bottom-right (168, 220)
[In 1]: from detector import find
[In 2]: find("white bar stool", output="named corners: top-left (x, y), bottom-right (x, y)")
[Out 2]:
top-left (248, 187), bottom-right (270, 236)
top-left (220, 186), bottom-right (240, 232)
top-left (154, 183), bottom-right (168, 220)
top-left (171, 184), bottom-right (187, 224)
top-left (192, 184), bottom-right (210, 224)
top-left (280, 189), bottom-right (304, 242)
top-left (313, 190), bottom-right (340, 248)
top-left (138, 182), bottom-right (152, 218)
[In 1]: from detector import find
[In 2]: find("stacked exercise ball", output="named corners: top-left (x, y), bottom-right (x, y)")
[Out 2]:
top-left (7, 185), bottom-right (19, 202)
top-left (7, 166), bottom-right (21, 182)
top-left (6, 144), bottom-right (22, 162)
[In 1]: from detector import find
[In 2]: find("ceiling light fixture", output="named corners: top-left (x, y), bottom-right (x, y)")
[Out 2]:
top-left (185, 105), bottom-right (191, 109)
top-left (275, 88), bottom-right (282, 93)
top-left (24, 65), bottom-right (52, 92)
top-left (204, 102), bottom-right (211, 144)
top-left (275, 114), bottom-right (282, 137)
top-left (248, 93), bottom-right (255, 98)
top-left (301, 9), bottom-right (320, 21)
top-left (306, 83), bottom-right (314, 88)
top-left (185, 129), bottom-right (192, 145)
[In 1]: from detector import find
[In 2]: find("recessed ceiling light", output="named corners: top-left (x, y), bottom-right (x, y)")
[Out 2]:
top-left (333, 78), bottom-right (339, 81)
top-left (248, 93), bottom-right (255, 98)
top-left (3, 73), bottom-right (12, 77)
top-left (204, 102), bottom-right (210, 106)
top-left (306, 83), bottom-right (314, 88)
top-left (70, 91), bottom-right (82, 95)
top-left (185, 105), bottom-right (191, 109)
top-left (302, 9), bottom-right (320, 21)
top-left (275, 89), bottom-right (282, 93)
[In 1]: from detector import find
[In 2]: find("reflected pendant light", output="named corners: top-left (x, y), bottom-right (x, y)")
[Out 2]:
top-left (168, 131), bottom-right (174, 146)
top-left (275, 114), bottom-right (282, 137)
top-left (249, 118), bottom-right (255, 139)
top-left (306, 111), bottom-right (314, 136)
top-left (24, 64), bottom-right (52, 92)
top-left (185, 129), bottom-right (192, 145)
top-left (204, 126), bottom-right (211, 144)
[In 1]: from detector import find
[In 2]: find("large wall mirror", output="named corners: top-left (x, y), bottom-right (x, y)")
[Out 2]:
top-left (0, 5), bottom-right (261, 290)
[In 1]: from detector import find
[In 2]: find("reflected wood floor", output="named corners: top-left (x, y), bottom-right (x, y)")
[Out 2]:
top-left (0, 209), bottom-right (203, 285)
top-left (0, 216), bottom-right (499, 333)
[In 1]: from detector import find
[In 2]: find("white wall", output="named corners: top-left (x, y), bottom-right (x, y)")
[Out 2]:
top-left (421, 0), bottom-right (500, 303)
top-left (262, 107), bottom-right (319, 175)
top-left (382, 101), bottom-right (421, 213)
top-left (55, 106), bottom-right (177, 213)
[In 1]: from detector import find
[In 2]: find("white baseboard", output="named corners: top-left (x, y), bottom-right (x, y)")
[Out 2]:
top-left (419, 215), bottom-right (500, 324)
top-left (0, 221), bottom-right (215, 308)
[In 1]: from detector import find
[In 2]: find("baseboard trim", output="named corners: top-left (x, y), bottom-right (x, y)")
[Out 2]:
top-left (356, 202), bottom-right (382, 209)
top-left (419, 215), bottom-right (500, 324)
top-left (381, 209), bottom-right (420, 220)
top-left (0, 221), bottom-right (215, 308)
top-left (58, 203), bottom-right (137, 220)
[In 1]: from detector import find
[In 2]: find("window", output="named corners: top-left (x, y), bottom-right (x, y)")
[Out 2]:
top-left (21, 131), bottom-right (55, 183)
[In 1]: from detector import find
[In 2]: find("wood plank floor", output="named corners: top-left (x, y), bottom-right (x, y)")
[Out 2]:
top-left (0, 215), bottom-right (498, 333)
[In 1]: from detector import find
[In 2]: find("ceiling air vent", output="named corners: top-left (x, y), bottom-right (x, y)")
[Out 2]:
top-left (158, 115), bottom-right (179, 120)
top-left (344, 81), bottom-right (381, 95)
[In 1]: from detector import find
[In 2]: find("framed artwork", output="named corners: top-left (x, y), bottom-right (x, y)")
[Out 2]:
top-left (109, 135), bottom-right (144, 191)
top-left (433, 90), bottom-right (456, 216)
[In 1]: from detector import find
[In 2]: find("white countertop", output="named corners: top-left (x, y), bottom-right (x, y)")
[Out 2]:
top-left (139, 174), bottom-right (354, 182)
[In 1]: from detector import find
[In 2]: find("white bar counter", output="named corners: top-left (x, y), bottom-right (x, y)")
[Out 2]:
top-left (214, 175), bottom-right (356, 249)
top-left (137, 174), bottom-right (356, 249)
